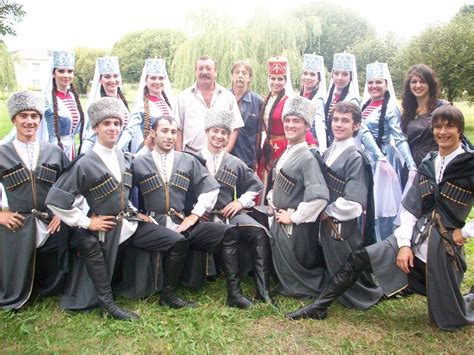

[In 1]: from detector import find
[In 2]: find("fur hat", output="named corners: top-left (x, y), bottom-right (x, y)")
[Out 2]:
top-left (205, 108), bottom-right (234, 133)
top-left (7, 91), bottom-right (43, 119)
top-left (282, 96), bottom-right (316, 125)
top-left (88, 97), bottom-right (125, 128)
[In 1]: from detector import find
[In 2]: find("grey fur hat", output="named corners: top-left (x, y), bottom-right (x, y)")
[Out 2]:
top-left (88, 97), bottom-right (125, 128)
top-left (282, 96), bottom-right (316, 125)
top-left (205, 108), bottom-right (234, 133)
top-left (7, 91), bottom-right (43, 119)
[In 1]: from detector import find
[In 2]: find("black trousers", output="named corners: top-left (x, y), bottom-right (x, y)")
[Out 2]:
top-left (69, 221), bottom-right (185, 253)
top-left (186, 221), bottom-right (232, 253)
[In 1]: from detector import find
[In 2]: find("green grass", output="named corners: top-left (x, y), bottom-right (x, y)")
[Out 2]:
top-left (0, 97), bottom-right (473, 352)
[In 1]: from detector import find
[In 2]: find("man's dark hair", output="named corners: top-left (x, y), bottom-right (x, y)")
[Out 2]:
top-left (431, 104), bottom-right (464, 136)
top-left (333, 101), bottom-right (362, 137)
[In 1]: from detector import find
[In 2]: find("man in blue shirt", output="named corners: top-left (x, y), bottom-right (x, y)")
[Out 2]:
top-left (230, 60), bottom-right (263, 170)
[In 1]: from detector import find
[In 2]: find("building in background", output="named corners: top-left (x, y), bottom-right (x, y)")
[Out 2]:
top-left (11, 49), bottom-right (50, 91)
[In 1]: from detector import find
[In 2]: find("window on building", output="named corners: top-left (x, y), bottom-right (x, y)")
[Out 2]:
top-left (32, 63), bottom-right (40, 72)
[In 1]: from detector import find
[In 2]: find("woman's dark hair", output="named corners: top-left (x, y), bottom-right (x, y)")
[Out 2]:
top-left (299, 72), bottom-right (321, 100)
top-left (324, 72), bottom-right (352, 119)
top-left (256, 88), bottom-right (286, 167)
top-left (401, 64), bottom-right (440, 132)
top-left (99, 81), bottom-right (129, 111)
top-left (51, 71), bottom-right (85, 154)
top-left (143, 82), bottom-right (172, 139)
top-left (361, 89), bottom-right (391, 148)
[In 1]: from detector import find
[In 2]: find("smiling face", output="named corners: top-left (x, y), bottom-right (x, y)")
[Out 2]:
top-left (93, 117), bottom-right (122, 148)
top-left (53, 68), bottom-right (74, 92)
top-left (206, 127), bottom-right (229, 152)
top-left (332, 70), bottom-right (351, 91)
top-left (269, 75), bottom-right (286, 95)
top-left (146, 74), bottom-right (166, 96)
top-left (153, 118), bottom-right (178, 154)
top-left (301, 70), bottom-right (319, 92)
top-left (283, 114), bottom-right (307, 145)
top-left (409, 74), bottom-right (429, 100)
top-left (367, 77), bottom-right (387, 101)
top-left (12, 110), bottom-right (42, 143)
top-left (331, 110), bottom-right (360, 142)
top-left (432, 119), bottom-right (462, 155)
top-left (100, 73), bottom-right (122, 97)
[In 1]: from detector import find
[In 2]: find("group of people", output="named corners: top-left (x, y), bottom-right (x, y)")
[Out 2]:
top-left (0, 50), bottom-right (473, 331)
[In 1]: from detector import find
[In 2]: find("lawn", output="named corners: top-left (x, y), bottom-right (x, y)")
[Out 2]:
top-left (0, 96), bottom-right (473, 352)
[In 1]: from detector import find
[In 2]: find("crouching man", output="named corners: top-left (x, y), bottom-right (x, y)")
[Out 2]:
top-left (46, 97), bottom-right (191, 320)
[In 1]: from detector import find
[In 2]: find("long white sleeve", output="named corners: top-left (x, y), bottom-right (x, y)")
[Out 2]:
top-left (290, 198), bottom-right (327, 224)
top-left (325, 197), bottom-right (363, 221)
top-left (394, 207), bottom-right (418, 249)
top-left (191, 188), bottom-right (219, 217)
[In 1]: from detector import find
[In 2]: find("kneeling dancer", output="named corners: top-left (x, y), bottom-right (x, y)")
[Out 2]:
top-left (46, 97), bottom-right (191, 320)
top-left (132, 115), bottom-right (253, 308)
top-left (287, 105), bottom-right (474, 331)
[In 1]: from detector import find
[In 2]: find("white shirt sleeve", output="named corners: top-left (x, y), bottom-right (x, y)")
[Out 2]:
top-left (324, 197), bottom-right (363, 221)
top-left (290, 199), bottom-right (327, 224)
top-left (191, 188), bottom-right (219, 217)
top-left (394, 207), bottom-right (418, 249)
top-left (461, 219), bottom-right (474, 238)
top-left (48, 204), bottom-right (91, 229)
top-left (237, 191), bottom-right (259, 209)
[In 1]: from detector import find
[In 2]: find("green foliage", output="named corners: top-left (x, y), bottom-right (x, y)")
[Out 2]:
top-left (0, 40), bottom-right (16, 92)
top-left (0, 0), bottom-right (25, 36)
top-left (171, 7), bottom-right (321, 95)
top-left (73, 47), bottom-right (109, 95)
top-left (290, 3), bottom-right (376, 70)
top-left (112, 29), bottom-right (187, 83)
top-left (403, 11), bottom-right (474, 102)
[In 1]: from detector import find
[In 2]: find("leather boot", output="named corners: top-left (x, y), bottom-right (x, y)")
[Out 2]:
top-left (221, 228), bottom-right (254, 309)
top-left (286, 248), bottom-right (370, 320)
top-left (77, 230), bottom-right (139, 321)
top-left (159, 239), bottom-right (197, 308)
top-left (253, 231), bottom-right (273, 303)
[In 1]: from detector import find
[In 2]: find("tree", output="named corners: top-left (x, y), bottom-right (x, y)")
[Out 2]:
top-left (352, 32), bottom-right (406, 97)
top-left (0, 40), bottom-right (15, 92)
top-left (290, 3), bottom-right (376, 70)
top-left (171, 7), bottom-right (321, 94)
top-left (73, 47), bottom-right (109, 95)
top-left (0, 1), bottom-right (25, 36)
top-left (112, 29), bottom-right (186, 83)
top-left (404, 9), bottom-right (474, 102)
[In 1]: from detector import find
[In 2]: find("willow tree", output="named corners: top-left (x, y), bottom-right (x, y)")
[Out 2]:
top-left (0, 40), bottom-right (16, 92)
top-left (171, 7), bottom-right (321, 95)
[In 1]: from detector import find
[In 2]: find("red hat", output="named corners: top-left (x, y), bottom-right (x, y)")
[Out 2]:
top-left (267, 57), bottom-right (288, 75)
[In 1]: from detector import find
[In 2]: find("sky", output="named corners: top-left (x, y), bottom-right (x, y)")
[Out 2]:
top-left (4, 0), bottom-right (472, 51)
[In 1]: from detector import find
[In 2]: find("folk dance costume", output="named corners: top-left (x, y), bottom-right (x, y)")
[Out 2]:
top-left (256, 57), bottom-right (316, 201)
top-left (0, 92), bottom-right (70, 310)
top-left (300, 54), bottom-right (328, 152)
top-left (82, 56), bottom-right (130, 153)
top-left (288, 146), bottom-right (474, 330)
top-left (133, 143), bottom-right (254, 308)
top-left (46, 98), bottom-right (190, 319)
top-left (42, 51), bottom-right (86, 160)
top-left (358, 63), bottom-right (417, 241)
top-left (325, 53), bottom-right (360, 145)
top-left (268, 96), bottom-right (329, 297)
top-left (200, 108), bottom-right (273, 302)
top-left (318, 137), bottom-right (383, 308)
top-left (117, 59), bottom-right (173, 153)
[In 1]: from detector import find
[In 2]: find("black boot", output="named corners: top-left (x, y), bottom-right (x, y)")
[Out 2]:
top-left (221, 228), bottom-right (254, 309)
top-left (286, 248), bottom-right (370, 320)
top-left (77, 230), bottom-right (139, 321)
top-left (253, 231), bottom-right (273, 304)
top-left (159, 239), bottom-right (197, 308)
